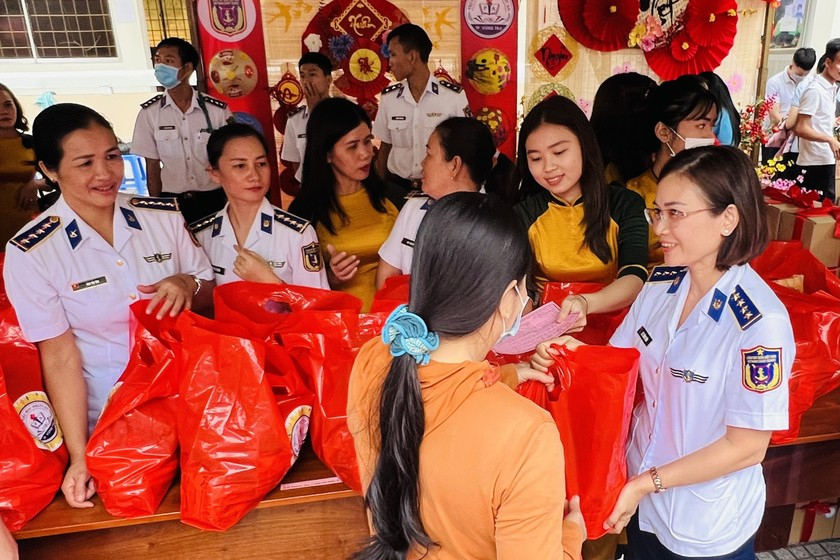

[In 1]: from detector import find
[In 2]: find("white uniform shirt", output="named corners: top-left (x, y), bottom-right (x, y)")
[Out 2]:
top-left (377, 194), bottom-right (432, 273)
top-left (372, 75), bottom-right (470, 180)
top-left (280, 104), bottom-right (309, 183)
top-left (131, 90), bottom-right (233, 193)
top-left (797, 74), bottom-right (839, 166)
top-left (610, 264), bottom-right (793, 557)
top-left (3, 194), bottom-right (213, 430)
top-left (191, 198), bottom-right (328, 289)
top-left (765, 69), bottom-right (798, 118)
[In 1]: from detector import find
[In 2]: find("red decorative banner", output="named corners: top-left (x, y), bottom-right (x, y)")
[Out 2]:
top-left (195, 0), bottom-right (280, 203)
top-left (461, 0), bottom-right (518, 158)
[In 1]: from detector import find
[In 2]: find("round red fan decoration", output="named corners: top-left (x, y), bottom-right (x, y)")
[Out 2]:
top-left (582, 0), bottom-right (638, 50)
top-left (646, 37), bottom-right (732, 79)
top-left (334, 38), bottom-right (391, 100)
top-left (685, 0), bottom-right (738, 47)
top-left (669, 31), bottom-right (699, 61)
top-left (556, 0), bottom-right (613, 52)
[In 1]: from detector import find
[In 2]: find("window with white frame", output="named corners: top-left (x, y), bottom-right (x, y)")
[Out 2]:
top-left (0, 0), bottom-right (117, 59)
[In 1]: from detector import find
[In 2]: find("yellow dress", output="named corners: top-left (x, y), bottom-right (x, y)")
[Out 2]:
top-left (625, 168), bottom-right (663, 267)
top-left (0, 135), bottom-right (38, 246)
top-left (315, 188), bottom-right (398, 311)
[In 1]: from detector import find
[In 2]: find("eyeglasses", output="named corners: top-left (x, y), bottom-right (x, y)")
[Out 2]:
top-left (644, 207), bottom-right (714, 226)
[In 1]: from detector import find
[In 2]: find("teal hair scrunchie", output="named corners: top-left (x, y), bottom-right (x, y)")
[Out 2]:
top-left (381, 304), bottom-right (440, 366)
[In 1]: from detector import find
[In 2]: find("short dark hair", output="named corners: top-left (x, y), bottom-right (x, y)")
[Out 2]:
top-left (822, 38), bottom-right (840, 66)
top-left (155, 37), bottom-right (199, 69)
top-left (793, 47), bottom-right (817, 71)
top-left (660, 145), bottom-right (768, 270)
top-left (0, 83), bottom-right (29, 133)
top-left (516, 95), bottom-right (613, 264)
top-left (291, 97), bottom-right (389, 234)
top-left (299, 52), bottom-right (332, 76)
top-left (357, 192), bottom-right (530, 559)
top-left (387, 23), bottom-right (433, 63)
top-left (32, 103), bottom-right (114, 179)
top-left (642, 74), bottom-right (719, 154)
top-left (434, 117), bottom-right (495, 187)
top-left (206, 122), bottom-right (270, 168)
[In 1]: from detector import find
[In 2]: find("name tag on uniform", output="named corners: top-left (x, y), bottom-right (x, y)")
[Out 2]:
top-left (72, 276), bottom-right (107, 291)
top-left (268, 261), bottom-right (286, 269)
top-left (401, 238), bottom-right (415, 248)
top-left (297, 133), bottom-right (306, 139)
top-left (637, 327), bottom-right (652, 346)
top-left (391, 116), bottom-right (407, 121)
top-left (158, 125), bottom-right (176, 130)
top-left (212, 265), bottom-right (225, 275)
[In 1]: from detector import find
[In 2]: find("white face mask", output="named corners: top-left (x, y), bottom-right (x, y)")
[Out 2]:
top-left (789, 71), bottom-right (806, 84)
top-left (669, 128), bottom-right (716, 151)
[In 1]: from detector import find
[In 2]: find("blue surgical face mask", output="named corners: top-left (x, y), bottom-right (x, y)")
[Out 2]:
top-left (498, 283), bottom-right (529, 342)
top-left (154, 63), bottom-right (182, 89)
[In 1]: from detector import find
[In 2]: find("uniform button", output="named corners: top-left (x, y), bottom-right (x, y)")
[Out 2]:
top-left (184, 137), bottom-right (188, 140)
top-left (186, 156), bottom-right (190, 160)
top-left (655, 368), bottom-right (659, 375)
top-left (649, 434), bottom-right (652, 440)
top-left (652, 401), bottom-right (656, 408)
top-left (116, 259), bottom-right (124, 266)
top-left (129, 293), bottom-right (138, 300)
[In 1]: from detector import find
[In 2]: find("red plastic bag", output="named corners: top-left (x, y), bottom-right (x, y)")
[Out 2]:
top-left (542, 282), bottom-right (629, 346)
top-left (85, 302), bottom-right (180, 518)
top-left (0, 307), bottom-right (68, 531)
top-left (176, 311), bottom-right (308, 530)
top-left (370, 274), bottom-right (410, 314)
top-left (751, 242), bottom-right (840, 444)
top-left (517, 344), bottom-right (640, 539)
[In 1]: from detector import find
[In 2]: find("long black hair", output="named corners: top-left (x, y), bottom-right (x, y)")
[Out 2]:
top-left (642, 74), bottom-right (719, 156)
top-left (516, 95), bottom-right (612, 264)
top-left (291, 97), bottom-right (390, 235)
top-left (356, 192), bottom-right (531, 560)
top-left (434, 117), bottom-right (495, 187)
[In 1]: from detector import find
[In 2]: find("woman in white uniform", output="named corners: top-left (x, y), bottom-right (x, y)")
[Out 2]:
top-left (533, 146), bottom-right (793, 559)
top-left (376, 117), bottom-right (496, 288)
top-left (190, 123), bottom-right (328, 289)
top-left (3, 104), bottom-right (214, 509)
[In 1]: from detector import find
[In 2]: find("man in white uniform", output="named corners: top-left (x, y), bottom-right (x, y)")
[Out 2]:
top-left (131, 37), bottom-right (233, 222)
top-left (191, 197), bottom-right (328, 289)
top-left (762, 47), bottom-right (815, 164)
top-left (795, 39), bottom-right (840, 201)
top-left (280, 52), bottom-right (332, 184)
top-left (373, 23), bottom-right (471, 192)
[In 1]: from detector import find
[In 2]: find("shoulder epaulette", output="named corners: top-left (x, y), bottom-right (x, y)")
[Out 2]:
top-left (201, 95), bottom-right (227, 109)
top-left (129, 196), bottom-right (180, 212)
top-left (439, 80), bottom-right (463, 93)
top-left (728, 284), bottom-right (763, 331)
top-left (273, 208), bottom-right (309, 233)
top-left (381, 83), bottom-right (403, 95)
top-left (140, 94), bottom-right (163, 109)
top-left (10, 215), bottom-right (61, 252)
top-left (405, 190), bottom-right (429, 199)
top-left (189, 213), bottom-right (220, 233)
top-left (288, 105), bottom-right (306, 117)
top-left (646, 265), bottom-right (687, 283)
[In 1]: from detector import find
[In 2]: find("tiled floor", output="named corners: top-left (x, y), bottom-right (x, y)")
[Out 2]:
top-left (757, 539), bottom-right (840, 559)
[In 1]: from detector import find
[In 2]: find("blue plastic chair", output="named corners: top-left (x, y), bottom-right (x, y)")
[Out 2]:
top-left (120, 154), bottom-right (148, 196)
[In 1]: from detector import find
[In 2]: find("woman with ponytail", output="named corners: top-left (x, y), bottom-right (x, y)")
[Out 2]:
top-left (347, 192), bottom-right (585, 559)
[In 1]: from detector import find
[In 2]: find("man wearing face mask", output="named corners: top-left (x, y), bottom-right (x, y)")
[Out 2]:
top-left (763, 47), bottom-right (816, 165)
top-left (131, 37), bottom-right (234, 222)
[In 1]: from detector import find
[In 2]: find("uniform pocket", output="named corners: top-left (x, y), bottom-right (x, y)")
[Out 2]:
top-left (668, 476), bottom-right (739, 544)
top-left (153, 129), bottom-right (180, 158)
top-left (194, 130), bottom-right (212, 165)
top-left (387, 119), bottom-right (410, 148)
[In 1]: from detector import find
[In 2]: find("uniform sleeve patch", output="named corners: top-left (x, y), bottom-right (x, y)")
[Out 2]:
top-left (728, 285), bottom-right (762, 330)
top-left (130, 196), bottom-right (180, 212)
top-left (302, 242), bottom-right (323, 271)
top-left (274, 208), bottom-right (310, 233)
top-left (741, 346), bottom-right (782, 393)
top-left (11, 216), bottom-right (61, 252)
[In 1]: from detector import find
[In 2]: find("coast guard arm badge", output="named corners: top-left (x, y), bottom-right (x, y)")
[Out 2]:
top-left (741, 346), bottom-right (782, 393)
top-left (302, 242), bottom-right (323, 272)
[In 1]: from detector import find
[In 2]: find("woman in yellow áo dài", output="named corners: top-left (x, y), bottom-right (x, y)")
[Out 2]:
top-left (626, 75), bottom-right (719, 267)
top-left (288, 98), bottom-right (403, 311)
top-left (514, 96), bottom-right (649, 332)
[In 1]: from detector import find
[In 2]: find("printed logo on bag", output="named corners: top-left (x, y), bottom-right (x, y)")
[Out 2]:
top-left (302, 242), bottom-right (323, 272)
top-left (71, 276), bottom-right (107, 291)
top-left (285, 405), bottom-right (313, 458)
top-left (13, 391), bottom-right (64, 451)
top-left (742, 346), bottom-right (783, 393)
top-left (143, 252), bottom-right (173, 263)
top-left (669, 368), bottom-right (708, 384)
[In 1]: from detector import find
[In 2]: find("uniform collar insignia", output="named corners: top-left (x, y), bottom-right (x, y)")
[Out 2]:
top-left (728, 284), bottom-right (762, 330)
top-left (65, 219), bottom-right (83, 249)
top-left (120, 207), bottom-right (142, 230)
top-left (260, 212), bottom-right (273, 234)
top-left (669, 367), bottom-right (709, 384)
top-left (708, 288), bottom-right (726, 322)
top-left (666, 269), bottom-right (687, 294)
top-left (211, 215), bottom-right (224, 237)
top-left (431, 82), bottom-right (439, 95)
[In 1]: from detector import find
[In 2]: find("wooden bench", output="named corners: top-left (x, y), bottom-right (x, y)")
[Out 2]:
top-left (14, 444), bottom-right (369, 559)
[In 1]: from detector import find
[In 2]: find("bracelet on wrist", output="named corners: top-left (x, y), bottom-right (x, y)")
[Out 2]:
top-left (191, 275), bottom-right (202, 296)
top-left (649, 466), bottom-right (666, 493)
top-left (578, 294), bottom-right (589, 315)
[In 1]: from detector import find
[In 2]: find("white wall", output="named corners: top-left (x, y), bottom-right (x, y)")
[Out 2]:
top-left (768, 0), bottom-right (840, 78)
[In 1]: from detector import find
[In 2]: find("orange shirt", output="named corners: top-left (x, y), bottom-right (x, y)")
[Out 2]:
top-left (347, 339), bottom-right (583, 560)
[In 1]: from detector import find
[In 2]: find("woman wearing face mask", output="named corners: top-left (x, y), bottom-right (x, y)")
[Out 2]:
top-left (534, 146), bottom-right (793, 560)
top-left (191, 123), bottom-right (329, 288)
top-left (288, 98), bottom-right (404, 311)
top-left (376, 117), bottom-right (499, 288)
top-left (514, 96), bottom-right (649, 332)
top-left (349, 192), bottom-right (585, 560)
top-left (3, 103), bottom-right (214, 509)
top-left (626, 75), bottom-right (719, 267)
